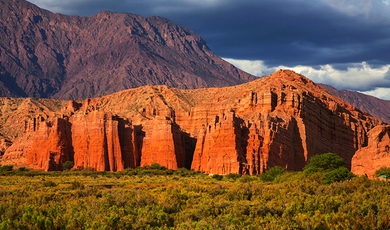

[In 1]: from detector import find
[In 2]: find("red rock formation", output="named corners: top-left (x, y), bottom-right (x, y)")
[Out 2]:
top-left (139, 116), bottom-right (194, 169)
top-left (69, 111), bottom-right (139, 171)
top-left (26, 116), bottom-right (72, 170)
top-left (351, 125), bottom-right (390, 178)
top-left (0, 134), bottom-right (33, 167)
top-left (192, 111), bottom-right (245, 174)
top-left (0, 70), bottom-right (384, 174)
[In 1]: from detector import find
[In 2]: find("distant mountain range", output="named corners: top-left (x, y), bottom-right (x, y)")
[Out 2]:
top-left (319, 84), bottom-right (390, 124)
top-left (0, 0), bottom-right (255, 99)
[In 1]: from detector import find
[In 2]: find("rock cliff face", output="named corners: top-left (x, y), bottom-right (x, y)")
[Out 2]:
top-left (0, 0), bottom-right (255, 99)
top-left (0, 70), bottom-right (383, 173)
top-left (351, 125), bottom-right (390, 178)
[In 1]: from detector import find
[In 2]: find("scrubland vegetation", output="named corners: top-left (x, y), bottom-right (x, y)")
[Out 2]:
top-left (0, 154), bottom-right (389, 229)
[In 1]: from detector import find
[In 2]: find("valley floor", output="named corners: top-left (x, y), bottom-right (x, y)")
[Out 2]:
top-left (0, 167), bottom-right (388, 229)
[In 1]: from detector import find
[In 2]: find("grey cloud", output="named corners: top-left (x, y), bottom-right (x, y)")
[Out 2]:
top-left (28, 0), bottom-right (390, 66)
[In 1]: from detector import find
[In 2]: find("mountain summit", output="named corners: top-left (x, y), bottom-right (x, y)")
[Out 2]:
top-left (0, 0), bottom-right (255, 99)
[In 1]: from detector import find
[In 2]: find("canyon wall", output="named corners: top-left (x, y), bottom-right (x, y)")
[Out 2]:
top-left (0, 70), bottom-right (383, 173)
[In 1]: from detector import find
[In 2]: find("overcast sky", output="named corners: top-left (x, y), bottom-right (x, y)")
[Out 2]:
top-left (28, 0), bottom-right (390, 100)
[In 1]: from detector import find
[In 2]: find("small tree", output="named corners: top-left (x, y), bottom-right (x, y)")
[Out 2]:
top-left (323, 167), bottom-right (355, 184)
top-left (62, 161), bottom-right (74, 170)
top-left (148, 163), bottom-right (167, 170)
top-left (211, 174), bottom-right (223, 180)
top-left (304, 153), bottom-right (355, 184)
top-left (260, 166), bottom-right (286, 182)
top-left (374, 167), bottom-right (390, 179)
top-left (303, 153), bottom-right (345, 174)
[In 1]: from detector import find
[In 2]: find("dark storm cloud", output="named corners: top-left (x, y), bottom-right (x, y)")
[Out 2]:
top-left (28, 0), bottom-right (390, 66)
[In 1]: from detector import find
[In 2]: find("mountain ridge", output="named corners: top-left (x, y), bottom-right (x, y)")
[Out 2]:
top-left (0, 70), bottom-right (383, 175)
top-left (319, 84), bottom-right (390, 124)
top-left (0, 0), bottom-right (255, 99)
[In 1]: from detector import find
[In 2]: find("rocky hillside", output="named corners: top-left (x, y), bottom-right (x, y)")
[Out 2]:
top-left (0, 70), bottom-right (383, 174)
top-left (0, 0), bottom-right (255, 99)
top-left (320, 84), bottom-right (390, 124)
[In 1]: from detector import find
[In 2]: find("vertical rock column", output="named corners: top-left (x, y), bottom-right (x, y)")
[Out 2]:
top-left (140, 116), bottom-right (183, 169)
top-left (191, 111), bottom-right (247, 175)
top-left (71, 111), bottom-right (130, 171)
top-left (27, 117), bottom-right (73, 171)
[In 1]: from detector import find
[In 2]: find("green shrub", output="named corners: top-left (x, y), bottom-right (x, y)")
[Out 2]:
top-left (303, 153), bottom-right (355, 184)
top-left (259, 166), bottom-right (286, 182)
top-left (304, 153), bottom-right (345, 174)
top-left (17, 167), bottom-right (28, 172)
top-left (239, 175), bottom-right (258, 183)
top-left (322, 167), bottom-right (355, 184)
top-left (148, 163), bottom-right (167, 170)
top-left (226, 173), bottom-right (242, 181)
top-left (374, 167), bottom-right (390, 179)
top-left (211, 174), bottom-right (223, 180)
top-left (0, 165), bottom-right (13, 172)
top-left (62, 161), bottom-right (74, 170)
top-left (174, 168), bottom-right (197, 176)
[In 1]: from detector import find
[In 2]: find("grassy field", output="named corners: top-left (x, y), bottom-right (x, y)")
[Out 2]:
top-left (0, 165), bottom-right (389, 230)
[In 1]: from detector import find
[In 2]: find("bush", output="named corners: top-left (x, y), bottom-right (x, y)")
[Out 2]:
top-left (303, 153), bottom-right (355, 184)
top-left (174, 168), bottom-right (196, 176)
top-left (239, 175), bottom-right (258, 183)
top-left (374, 167), bottom-right (390, 179)
top-left (148, 163), bottom-right (167, 170)
top-left (18, 167), bottom-right (28, 172)
top-left (0, 165), bottom-right (13, 172)
top-left (62, 161), bottom-right (74, 170)
top-left (211, 174), bottom-right (223, 180)
top-left (304, 153), bottom-right (345, 174)
top-left (322, 167), bottom-right (355, 184)
top-left (259, 166), bottom-right (286, 182)
top-left (226, 173), bottom-right (242, 181)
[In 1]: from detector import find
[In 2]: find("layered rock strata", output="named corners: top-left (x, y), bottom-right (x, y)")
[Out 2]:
top-left (0, 70), bottom-right (383, 173)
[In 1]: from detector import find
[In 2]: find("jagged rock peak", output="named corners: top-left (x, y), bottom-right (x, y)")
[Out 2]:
top-left (263, 69), bottom-right (319, 89)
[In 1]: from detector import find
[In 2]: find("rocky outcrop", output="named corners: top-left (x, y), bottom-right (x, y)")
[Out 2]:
top-left (139, 116), bottom-right (195, 169)
top-left (351, 125), bottom-right (390, 178)
top-left (0, 70), bottom-right (383, 173)
top-left (69, 112), bottom-right (130, 171)
top-left (0, 0), bottom-right (255, 99)
top-left (191, 111), bottom-right (246, 175)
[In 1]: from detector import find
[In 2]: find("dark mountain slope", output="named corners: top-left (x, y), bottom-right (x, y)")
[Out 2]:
top-left (0, 0), bottom-right (256, 99)
top-left (319, 84), bottom-right (390, 124)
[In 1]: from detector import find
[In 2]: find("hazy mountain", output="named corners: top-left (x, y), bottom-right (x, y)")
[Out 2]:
top-left (319, 84), bottom-right (390, 124)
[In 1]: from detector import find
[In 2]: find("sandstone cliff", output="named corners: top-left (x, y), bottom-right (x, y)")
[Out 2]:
top-left (0, 0), bottom-right (255, 99)
top-left (0, 70), bottom-right (383, 173)
top-left (351, 125), bottom-right (390, 178)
